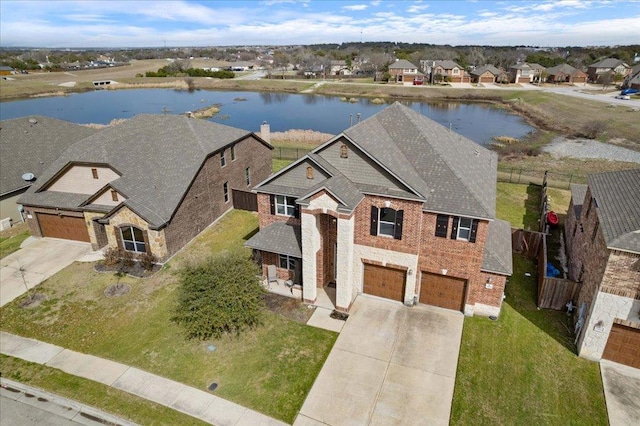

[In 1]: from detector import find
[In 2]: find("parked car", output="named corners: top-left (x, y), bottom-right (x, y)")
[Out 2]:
top-left (615, 94), bottom-right (631, 100)
top-left (413, 77), bottom-right (424, 86)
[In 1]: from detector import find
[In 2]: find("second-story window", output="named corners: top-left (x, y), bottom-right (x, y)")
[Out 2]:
top-left (275, 195), bottom-right (296, 216)
top-left (450, 216), bottom-right (478, 243)
top-left (370, 206), bottom-right (403, 240)
top-left (220, 150), bottom-right (226, 167)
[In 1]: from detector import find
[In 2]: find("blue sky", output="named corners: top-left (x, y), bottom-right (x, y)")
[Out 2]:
top-left (1, 1), bottom-right (639, 48)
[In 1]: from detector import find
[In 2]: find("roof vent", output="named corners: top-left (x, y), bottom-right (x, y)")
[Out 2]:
top-left (28, 118), bottom-right (37, 124)
top-left (22, 172), bottom-right (36, 181)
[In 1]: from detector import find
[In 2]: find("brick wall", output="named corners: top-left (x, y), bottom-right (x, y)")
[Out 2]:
top-left (261, 252), bottom-right (295, 282)
top-left (601, 251), bottom-right (640, 296)
top-left (256, 193), bottom-right (301, 229)
top-left (165, 135), bottom-right (272, 256)
top-left (564, 198), bottom-right (581, 280)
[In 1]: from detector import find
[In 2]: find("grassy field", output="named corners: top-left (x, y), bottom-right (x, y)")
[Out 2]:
top-left (451, 255), bottom-right (607, 425)
top-left (0, 223), bottom-right (31, 259)
top-left (0, 355), bottom-right (209, 426)
top-left (0, 210), bottom-right (337, 424)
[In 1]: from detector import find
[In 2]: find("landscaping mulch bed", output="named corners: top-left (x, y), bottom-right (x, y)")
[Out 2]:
top-left (264, 293), bottom-right (315, 324)
top-left (94, 261), bottom-right (161, 278)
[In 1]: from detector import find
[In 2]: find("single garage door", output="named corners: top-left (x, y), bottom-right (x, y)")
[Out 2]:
top-left (363, 264), bottom-right (406, 302)
top-left (420, 273), bottom-right (466, 312)
top-left (37, 213), bottom-right (90, 242)
top-left (602, 323), bottom-right (640, 369)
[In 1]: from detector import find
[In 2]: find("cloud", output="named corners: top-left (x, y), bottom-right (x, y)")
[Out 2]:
top-left (343, 4), bottom-right (368, 11)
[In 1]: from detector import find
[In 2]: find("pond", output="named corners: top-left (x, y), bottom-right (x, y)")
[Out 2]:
top-left (0, 89), bottom-right (534, 145)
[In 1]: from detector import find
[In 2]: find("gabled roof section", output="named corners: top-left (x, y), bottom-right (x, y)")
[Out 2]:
top-left (389, 59), bottom-right (419, 69)
top-left (546, 63), bottom-right (584, 77)
top-left (0, 116), bottom-right (97, 196)
top-left (434, 60), bottom-right (462, 70)
top-left (19, 115), bottom-right (261, 228)
top-left (244, 222), bottom-right (302, 258)
top-left (482, 219), bottom-right (513, 275)
top-left (470, 65), bottom-right (501, 76)
top-left (588, 168), bottom-right (640, 254)
top-left (590, 58), bottom-right (628, 69)
top-left (343, 102), bottom-right (496, 219)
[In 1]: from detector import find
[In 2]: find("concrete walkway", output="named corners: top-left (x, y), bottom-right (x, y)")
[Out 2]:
top-left (0, 331), bottom-right (286, 426)
top-left (600, 360), bottom-right (640, 426)
top-left (1, 378), bottom-right (137, 425)
top-left (296, 296), bottom-right (464, 425)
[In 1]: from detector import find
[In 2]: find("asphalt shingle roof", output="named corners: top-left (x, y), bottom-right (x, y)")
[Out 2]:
top-left (0, 116), bottom-right (97, 196)
top-left (18, 115), bottom-right (259, 228)
top-left (244, 222), bottom-right (302, 258)
top-left (482, 219), bottom-right (513, 275)
top-left (590, 58), bottom-right (628, 69)
top-left (588, 168), bottom-right (640, 253)
top-left (470, 65), bottom-right (501, 77)
top-left (434, 60), bottom-right (462, 70)
top-left (389, 59), bottom-right (419, 69)
top-left (546, 63), bottom-right (584, 77)
top-left (570, 184), bottom-right (588, 218)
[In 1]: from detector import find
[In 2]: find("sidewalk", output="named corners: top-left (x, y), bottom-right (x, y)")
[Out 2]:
top-left (1, 377), bottom-right (137, 426)
top-left (0, 331), bottom-right (286, 426)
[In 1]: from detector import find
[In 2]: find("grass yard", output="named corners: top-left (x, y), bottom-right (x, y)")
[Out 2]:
top-left (0, 355), bottom-right (209, 425)
top-left (495, 182), bottom-right (542, 230)
top-left (451, 255), bottom-right (607, 425)
top-left (0, 210), bottom-right (337, 424)
top-left (0, 223), bottom-right (31, 259)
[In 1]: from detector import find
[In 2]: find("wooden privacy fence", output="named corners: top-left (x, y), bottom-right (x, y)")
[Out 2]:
top-left (511, 228), bottom-right (543, 259)
top-left (536, 231), bottom-right (580, 310)
top-left (232, 189), bottom-right (258, 212)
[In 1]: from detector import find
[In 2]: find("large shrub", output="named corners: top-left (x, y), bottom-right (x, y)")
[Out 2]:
top-left (172, 252), bottom-right (264, 340)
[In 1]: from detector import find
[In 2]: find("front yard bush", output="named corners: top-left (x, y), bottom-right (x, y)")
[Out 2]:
top-left (172, 251), bottom-right (264, 339)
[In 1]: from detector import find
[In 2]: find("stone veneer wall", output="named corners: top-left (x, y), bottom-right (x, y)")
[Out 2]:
top-left (106, 207), bottom-right (167, 260)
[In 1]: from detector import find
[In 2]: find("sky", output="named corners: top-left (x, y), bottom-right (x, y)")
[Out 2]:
top-left (1, 0), bottom-right (639, 48)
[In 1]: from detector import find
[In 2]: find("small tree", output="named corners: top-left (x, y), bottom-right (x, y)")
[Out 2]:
top-left (172, 251), bottom-right (264, 340)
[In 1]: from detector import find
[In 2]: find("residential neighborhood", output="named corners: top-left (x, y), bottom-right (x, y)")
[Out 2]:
top-left (1, 2), bottom-right (640, 425)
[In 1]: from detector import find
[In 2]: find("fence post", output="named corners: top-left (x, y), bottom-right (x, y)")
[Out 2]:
top-left (296, 148), bottom-right (299, 159)
top-left (568, 174), bottom-right (573, 187)
top-left (517, 169), bottom-right (522, 184)
top-left (279, 147), bottom-right (282, 159)
top-left (509, 167), bottom-right (514, 183)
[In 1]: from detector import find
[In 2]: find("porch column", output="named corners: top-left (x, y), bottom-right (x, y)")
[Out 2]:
top-left (335, 215), bottom-right (355, 311)
top-left (301, 212), bottom-right (319, 304)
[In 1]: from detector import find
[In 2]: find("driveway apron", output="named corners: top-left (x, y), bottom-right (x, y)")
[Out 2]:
top-left (296, 296), bottom-right (464, 426)
top-left (0, 238), bottom-right (92, 307)
top-left (600, 360), bottom-right (640, 426)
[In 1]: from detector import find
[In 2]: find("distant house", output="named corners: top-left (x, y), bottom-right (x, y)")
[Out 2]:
top-left (565, 169), bottom-right (640, 369)
top-left (545, 64), bottom-right (587, 84)
top-left (469, 65), bottom-right (503, 84)
top-left (622, 64), bottom-right (640, 90)
top-left (431, 60), bottom-right (467, 83)
top-left (508, 63), bottom-right (535, 84)
top-left (330, 60), bottom-right (351, 76)
top-left (587, 58), bottom-right (631, 83)
top-left (0, 116), bottom-right (98, 225)
top-left (0, 66), bottom-right (15, 75)
top-left (388, 59), bottom-right (423, 84)
top-left (19, 115), bottom-right (273, 261)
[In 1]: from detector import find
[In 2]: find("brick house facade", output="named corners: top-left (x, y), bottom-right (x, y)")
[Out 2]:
top-left (564, 170), bottom-right (640, 369)
top-left (19, 115), bottom-right (272, 262)
top-left (246, 103), bottom-right (512, 316)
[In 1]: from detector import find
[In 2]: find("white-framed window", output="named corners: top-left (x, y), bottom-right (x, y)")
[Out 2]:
top-left (220, 150), bottom-right (226, 167)
top-left (275, 195), bottom-right (296, 216)
top-left (452, 68), bottom-right (460, 75)
top-left (456, 217), bottom-right (473, 241)
top-left (245, 167), bottom-right (251, 186)
top-left (378, 207), bottom-right (396, 237)
top-left (278, 254), bottom-right (298, 270)
top-left (231, 145), bottom-right (236, 161)
top-left (223, 182), bottom-right (229, 203)
top-left (120, 225), bottom-right (146, 253)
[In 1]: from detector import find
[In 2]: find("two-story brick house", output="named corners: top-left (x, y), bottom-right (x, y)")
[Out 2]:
top-left (246, 103), bottom-right (512, 316)
top-left (19, 115), bottom-right (272, 262)
top-left (565, 169), bottom-right (640, 369)
top-left (388, 59), bottom-right (423, 85)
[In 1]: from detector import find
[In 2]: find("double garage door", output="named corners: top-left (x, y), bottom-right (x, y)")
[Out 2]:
top-left (363, 264), bottom-right (406, 302)
top-left (420, 273), bottom-right (467, 312)
top-left (602, 323), bottom-right (640, 369)
top-left (37, 213), bottom-right (90, 242)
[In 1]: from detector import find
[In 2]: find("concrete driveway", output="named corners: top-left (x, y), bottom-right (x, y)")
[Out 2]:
top-left (296, 296), bottom-right (464, 426)
top-left (0, 238), bottom-right (92, 307)
top-left (600, 360), bottom-right (640, 426)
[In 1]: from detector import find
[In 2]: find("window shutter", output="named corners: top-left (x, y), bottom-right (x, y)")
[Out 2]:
top-left (370, 206), bottom-right (378, 236)
top-left (142, 229), bottom-right (150, 254)
top-left (450, 216), bottom-right (459, 239)
top-left (394, 210), bottom-right (404, 240)
top-left (435, 214), bottom-right (449, 238)
top-left (294, 201), bottom-right (300, 219)
top-left (115, 226), bottom-right (124, 250)
top-left (469, 220), bottom-right (478, 243)
top-left (270, 195), bottom-right (275, 215)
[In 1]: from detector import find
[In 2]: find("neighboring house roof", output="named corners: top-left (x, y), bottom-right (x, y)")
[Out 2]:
top-left (434, 60), bottom-right (462, 70)
top-left (588, 169), bottom-right (640, 254)
top-left (389, 59), bottom-right (419, 69)
top-left (482, 219), bottom-right (513, 275)
top-left (245, 222), bottom-right (302, 258)
top-left (0, 116), bottom-right (97, 197)
top-left (255, 102), bottom-right (497, 219)
top-left (470, 65), bottom-right (501, 77)
top-left (546, 63), bottom-right (585, 77)
top-left (19, 115), bottom-right (269, 228)
top-left (510, 63), bottom-right (532, 70)
top-left (589, 58), bottom-right (629, 69)
top-left (528, 63), bottom-right (546, 71)
top-left (570, 184), bottom-right (588, 218)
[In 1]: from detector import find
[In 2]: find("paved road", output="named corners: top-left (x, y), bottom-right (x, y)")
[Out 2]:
top-left (1, 395), bottom-right (78, 426)
top-left (542, 86), bottom-right (640, 107)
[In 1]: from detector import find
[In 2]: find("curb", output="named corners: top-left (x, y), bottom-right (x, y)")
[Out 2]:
top-left (0, 377), bottom-right (138, 426)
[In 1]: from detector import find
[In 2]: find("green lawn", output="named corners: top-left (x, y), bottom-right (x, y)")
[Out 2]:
top-left (0, 230), bottom-right (30, 259)
top-left (495, 182), bottom-right (542, 230)
top-left (451, 255), bottom-right (607, 425)
top-left (0, 355), bottom-right (209, 426)
top-left (0, 210), bottom-right (337, 424)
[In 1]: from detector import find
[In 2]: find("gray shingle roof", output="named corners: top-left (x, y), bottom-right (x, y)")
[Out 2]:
top-left (570, 184), bottom-right (588, 218)
top-left (434, 60), bottom-right (462, 70)
top-left (482, 219), bottom-right (513, 275)
top-left (18, 115), bottom-right (263, 228)
top-left (590, 58), bottom-right (628, 69)
top-left (588, 169), bottom-right (640, 254)
top-left (389, 60), bottom-right (419, 69)
top-left (244, 222), bottom-right (302, 257)
top-left (546, 63), bottom-right (584, 77)
top-left (343, 102), bottom-right (497, 219)
top-left (0, 116), bottom-right (97, 196)
top-left (470, 65), bottom-right (501, 77)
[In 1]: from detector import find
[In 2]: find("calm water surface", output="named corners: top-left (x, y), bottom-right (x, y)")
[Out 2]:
top-left (0, 89), bottom-right (534, 145)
